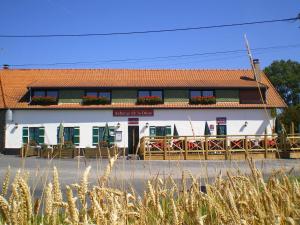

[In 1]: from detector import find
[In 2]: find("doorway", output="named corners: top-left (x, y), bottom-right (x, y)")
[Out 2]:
top-left (217, 125), bottom-right (227, 136)
top-left (128, 126), bottom-right (139, 155)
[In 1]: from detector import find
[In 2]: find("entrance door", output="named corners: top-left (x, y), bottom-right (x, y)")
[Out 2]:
top-left (217, 125), bottom-right (227, 136)
top-left (128, 126), bottom-right (139, 155)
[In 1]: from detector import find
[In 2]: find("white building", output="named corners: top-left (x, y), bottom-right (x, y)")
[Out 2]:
top-left (0, 62), bottom-right (286, 155)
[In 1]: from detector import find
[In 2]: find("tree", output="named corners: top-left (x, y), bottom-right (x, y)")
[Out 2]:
top-left (264, 60), bottom-right (300, 105)
top-left (278, 105), bottom-right (300, 133)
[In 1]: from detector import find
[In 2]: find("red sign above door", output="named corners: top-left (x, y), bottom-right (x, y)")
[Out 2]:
top-left (113, 109), bottom-right (154, 117)
top-left (216, 117), bottom-right (227, 125)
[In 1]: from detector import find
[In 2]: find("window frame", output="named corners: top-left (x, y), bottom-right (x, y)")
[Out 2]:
top-left (31, 89), bottom-right (59, 98)
top-left (92, 126), bottom-right (115, 146)
top-left (149, 125), bottom-right (172, 137)
top-left (22, 126), bottom-right (45, 145)
top-left (84, 90), bottom-right (112, 102)
top-left (57, 126), bottom-right (80, 146)
top-left (189, 89), bottom-right (215, 99)
top-left (138, 89), bottom-right (164, 101)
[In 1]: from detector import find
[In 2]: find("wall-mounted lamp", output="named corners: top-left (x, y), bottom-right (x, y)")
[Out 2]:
top-left (145, 122), bottom-right (149, 128)
top-left (116, 122), bottom-right (121, 128)
top-left (14, 123), bottom-right (18, 129)
top-left (244, 121), bottom-right (248, 127)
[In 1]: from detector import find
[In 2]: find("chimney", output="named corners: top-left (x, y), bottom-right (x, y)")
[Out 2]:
top-left (2, 64), bottom-right (9, 70)
top-left (252, 59), bottom-right (261, 82)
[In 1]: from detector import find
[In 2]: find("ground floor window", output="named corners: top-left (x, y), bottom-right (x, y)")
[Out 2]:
top-left (57, 127), bottom-right (80, 146)
top-left (149, 126), bottom-right (171, 136)
top-left (92, 126), bottom-right (115, 146)
top-left (22, 127), bottom-right (45, 145)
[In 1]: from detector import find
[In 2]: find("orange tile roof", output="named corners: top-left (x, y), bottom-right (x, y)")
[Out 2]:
top-left (0, 68), bottom-right (286, 109)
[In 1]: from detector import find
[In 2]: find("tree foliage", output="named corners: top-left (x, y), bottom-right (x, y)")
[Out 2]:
top-left (264, 60), bottom-right (300, 105)
top-left (278, 105), bottom-right (300, 133)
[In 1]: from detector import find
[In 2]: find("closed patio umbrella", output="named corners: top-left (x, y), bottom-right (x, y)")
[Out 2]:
top-left (103, 123), bottom-right (110, 144)
top-left (173, 124), bottom-right (179, 138)
top-left (204, 121), bottom-right (211, 136)
top-left (59, 123), bottom-right (64, 146)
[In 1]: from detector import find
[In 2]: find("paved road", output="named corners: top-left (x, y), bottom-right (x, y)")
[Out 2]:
top-left (0, 154), bottom-right (299, 196)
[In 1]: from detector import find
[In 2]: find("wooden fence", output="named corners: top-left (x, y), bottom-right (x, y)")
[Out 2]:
top-left (139, 134), bottom-right (300, 160)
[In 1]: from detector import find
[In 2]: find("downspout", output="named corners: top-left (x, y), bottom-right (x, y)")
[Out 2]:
top-left (0, 71), bottom-right (7, 154)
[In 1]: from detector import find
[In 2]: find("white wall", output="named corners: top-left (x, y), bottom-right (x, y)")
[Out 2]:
top-left (5, 109), bottom-right (273, 148)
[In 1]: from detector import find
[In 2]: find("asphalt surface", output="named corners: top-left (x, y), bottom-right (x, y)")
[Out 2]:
top-left (0, 154), bottom-right (300, 197)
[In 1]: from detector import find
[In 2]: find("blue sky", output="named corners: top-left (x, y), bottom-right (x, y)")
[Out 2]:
top-left (0, 0), bottom-right (299, 69)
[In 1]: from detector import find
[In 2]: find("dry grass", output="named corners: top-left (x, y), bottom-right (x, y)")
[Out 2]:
top-left (0, 158), bottom-right (299, 225)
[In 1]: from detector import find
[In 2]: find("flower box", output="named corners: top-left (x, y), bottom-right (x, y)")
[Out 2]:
top-left (31, 96), bottom-right (57, 105)
top-left (82, 96), bottom-right (110, 105)
top-left (136, 96), bottom-right (163, 105)
top-left (189, 96), bottom-right (216, 105)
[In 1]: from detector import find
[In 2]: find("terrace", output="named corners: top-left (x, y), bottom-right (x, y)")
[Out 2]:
top-left (139, 134), bottom-right (300, 160)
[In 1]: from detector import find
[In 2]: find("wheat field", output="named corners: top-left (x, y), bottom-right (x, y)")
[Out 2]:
top-left (0, 156), bottom-right (299, 225)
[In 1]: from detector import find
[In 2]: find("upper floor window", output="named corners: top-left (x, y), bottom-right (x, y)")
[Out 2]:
top-left (138, 90), bottom-right (163, 98)
top-left (190, 90), bottom-right (214, 98)
top-left (85, 90), bottom-right (111, 100)
top-left (32, 89), bottom-right (58, 98)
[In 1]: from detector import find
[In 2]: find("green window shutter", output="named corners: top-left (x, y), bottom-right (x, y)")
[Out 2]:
top-left (38, 127), bottom-right (45, 144)
top-left (92, 127), bottom-right (99, 146)
top-left (149, 126), bottom-right (156, 136)
top-left (165, 126), bottom-right (172, 136)
top-left (73, 127), bottom-right (80, 146)
top-left (109, 127), bottom-right (115, 143)
top-left (22, 127), bottom-right (29, 144)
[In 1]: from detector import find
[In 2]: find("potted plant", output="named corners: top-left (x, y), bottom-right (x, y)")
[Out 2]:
top-left (82, 96), bottom-right (110, 105)
top-left (136, 96), bottom-right (163, 105)
top-left (31, 96), bottom-right (57, 105)
top-left (99, 140), bottom-right (109, 148)
top-left (189, 96), bottom-right (216, 105)
top-left (21, 140), bottom-right (38, 157)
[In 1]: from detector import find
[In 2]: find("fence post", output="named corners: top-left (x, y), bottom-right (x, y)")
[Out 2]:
top-left (184, 136), bottom-right (188, 160)
top-left (163, 137), bottom-right (167, 160)
top-left (140, 137), bottom-right (145, 159)
top-left (245, 136), bottom-right (248, 159)
top-left (264, 134), bottom-right (268, 158)
top-left (225, 136), bottom-right (229, 160)
top-left (205, 136), bottom-right (208, 160)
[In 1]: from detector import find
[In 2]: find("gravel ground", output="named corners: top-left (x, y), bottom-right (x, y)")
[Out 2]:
top-left (0, 154), bottom-right (300, 196)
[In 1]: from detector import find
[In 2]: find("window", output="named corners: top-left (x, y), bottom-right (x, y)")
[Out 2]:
top-left (190, 90), bottom-right (201, 98)
top-left (138, 90), bottom-right (163, 99)
top-left (85, 90), bottom-right (111, 99)
top-left (57, 127), bottom-right (80, 146)
top-left (202, 90), bottom-right (214, 97)
top-left (92, 126), bottom-right (115, 146)
top-left (149, 126), bottom-right (171, 136)
top-left (190, 90), bottom-right (214, 98)
top-left (22, 127), bottom-right (45, 145)
top-left (32, 89), bottom-right (58, 98)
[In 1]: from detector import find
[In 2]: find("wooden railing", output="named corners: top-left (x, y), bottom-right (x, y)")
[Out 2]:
top-left (139, 134), bottom-right (300, 160)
